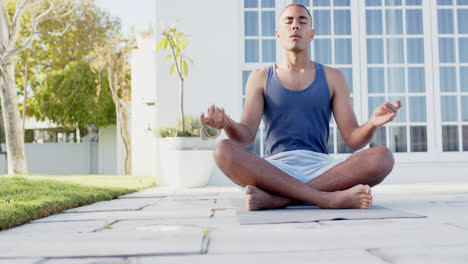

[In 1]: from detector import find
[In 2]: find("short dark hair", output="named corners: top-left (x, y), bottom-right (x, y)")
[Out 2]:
top-left (279, 4), bottom-right (313, 26)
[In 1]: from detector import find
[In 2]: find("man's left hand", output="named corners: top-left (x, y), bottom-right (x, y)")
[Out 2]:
top-left (370, 99), bottom-right (402, 127)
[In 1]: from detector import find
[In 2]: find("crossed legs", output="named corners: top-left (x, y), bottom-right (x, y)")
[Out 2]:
top-left (213, 139), bottom-right (394, 210)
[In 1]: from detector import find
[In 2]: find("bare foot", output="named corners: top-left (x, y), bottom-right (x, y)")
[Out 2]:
top-left (245, 185), bottom-right (294, 211)
top-left (327, 184), bottom-right (373, 209)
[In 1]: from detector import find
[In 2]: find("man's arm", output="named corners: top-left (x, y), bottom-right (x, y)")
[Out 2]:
top-left (328, 68), bottom-right (401, 152)
top-left (200, 68), bottom-right (266, 147)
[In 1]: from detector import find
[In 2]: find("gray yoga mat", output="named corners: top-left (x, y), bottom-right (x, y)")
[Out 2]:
top-left (232, 199), bottom-right (426, 225)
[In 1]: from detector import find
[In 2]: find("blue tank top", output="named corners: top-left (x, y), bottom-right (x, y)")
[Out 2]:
top-left (263, 63), bottom-right (331, 157)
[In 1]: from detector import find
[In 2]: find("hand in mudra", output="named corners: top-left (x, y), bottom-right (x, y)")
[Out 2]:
top-left (200, 104), bottom-right (230, 130)
top-left (370, 99), bottom-right (402, 127)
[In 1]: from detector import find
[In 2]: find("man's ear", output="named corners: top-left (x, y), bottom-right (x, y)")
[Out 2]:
top-left (276, 28), bottom-right (280, 39)
top-left (310, 29), bottom-right (315, 41)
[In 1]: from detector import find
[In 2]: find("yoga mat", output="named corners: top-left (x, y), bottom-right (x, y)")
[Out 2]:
top-left (232, 199), bottom-right (426, 225)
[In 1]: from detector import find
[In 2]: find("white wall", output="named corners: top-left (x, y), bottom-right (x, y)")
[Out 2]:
top-left (0, 126), bottom-right (117, 175)
top-left (98, 125), bottom-right (117, 175)
top-left (155, 0), bottom-right (243, 125)
top-left (131, 38), bottom-right (157, 177)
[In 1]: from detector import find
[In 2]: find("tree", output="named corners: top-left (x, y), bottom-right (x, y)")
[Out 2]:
top-left (14, 0), bottom-right (120, 130)
top-left (31, 61), bottom-right (116, 130)
top-left (156, 24), bottom-right (192, 132)
top-left (91, 35), bottom-right (134, 175)
top-left (0, 0), bottom-right (75, 174)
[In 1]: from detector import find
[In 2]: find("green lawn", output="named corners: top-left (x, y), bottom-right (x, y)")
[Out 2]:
top-left (0, 175), bottom-right (155, 231)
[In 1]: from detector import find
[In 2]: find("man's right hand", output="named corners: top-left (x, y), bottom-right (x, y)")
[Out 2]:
top-left (200, 104), bottom-right (229, 130)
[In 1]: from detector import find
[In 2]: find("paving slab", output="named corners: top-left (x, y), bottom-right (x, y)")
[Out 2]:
top-left (1, 183), bottom-right (468, 263)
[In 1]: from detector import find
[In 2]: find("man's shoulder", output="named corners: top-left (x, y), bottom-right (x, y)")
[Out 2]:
top-left (247, 66), bottom-right (270, 90)
top-left (322, 64), bottom-right (344, 78)
top-left (250, 66), bottom-right (270, 80)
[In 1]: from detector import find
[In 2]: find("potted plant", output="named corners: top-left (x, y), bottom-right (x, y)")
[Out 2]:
top-left (155, 23), bottom-right (218, 188)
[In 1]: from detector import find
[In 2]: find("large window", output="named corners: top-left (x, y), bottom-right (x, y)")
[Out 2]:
top-left (436, 0), bottom-right (468, 152)
top-left (365, 0), bottom-right (428, 153)
top-left (242, 0), bottom-right (468, 158)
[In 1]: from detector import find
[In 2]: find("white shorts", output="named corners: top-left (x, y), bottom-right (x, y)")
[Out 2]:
top-left (264, 150), bottom-right (344, 183)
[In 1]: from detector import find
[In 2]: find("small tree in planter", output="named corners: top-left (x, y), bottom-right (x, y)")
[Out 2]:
top-left (156, 23), bottom-right (192, 134)
top-left (155, 23), bottom-right (218, 188)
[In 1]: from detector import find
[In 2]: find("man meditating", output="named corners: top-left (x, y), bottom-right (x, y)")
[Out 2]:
top-left (200, 4), bottom-right (401, 211)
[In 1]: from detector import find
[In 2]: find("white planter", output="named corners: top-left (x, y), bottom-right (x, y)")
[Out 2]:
top-left (157, 137), bottom-right (216, 188)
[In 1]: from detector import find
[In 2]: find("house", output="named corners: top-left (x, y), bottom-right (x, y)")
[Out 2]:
top-left (132, 0), bottom-right (468, 185)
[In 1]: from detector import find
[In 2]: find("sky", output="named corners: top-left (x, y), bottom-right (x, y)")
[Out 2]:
top-left (95, 0), bottom-right (156, 36)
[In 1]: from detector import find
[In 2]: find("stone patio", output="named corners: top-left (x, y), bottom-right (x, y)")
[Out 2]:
top-left (1, 182), bottom-right (468, 263)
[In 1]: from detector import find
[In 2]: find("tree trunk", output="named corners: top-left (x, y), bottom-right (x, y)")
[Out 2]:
top-left (0, 59), bottom-right (28, 174)
top-left (118, 102), bottom-right (131, 175)
top-left (179, 79), bottom-right (184, 132)
top-left (108, 67), bottom-right (131, 175)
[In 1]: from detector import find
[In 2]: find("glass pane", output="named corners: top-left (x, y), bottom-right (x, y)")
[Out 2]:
top-left (335, 39), bottom-right (352, 64)
top-left (442, 125), bottom-right (459, 151)
top-left (368, 67), bottom-right (385, 93)
top-left (409, 96), bottom-right (427, 122)
top-left (463, 126), bottom-right (468, 151)
top-left (407, 38), bottom-right (424, 64)
top-left (459, 38), bottom-right (468, 63)
top-left (438, 9), bottom-right (454, 34)
top-left (337, 132), bottom-right (353, 153)
top-left (314, 10), bottom-right (331, 35)
top-left (314, 39), bottom-right (332, 65)
top-left (370, 127), bottom-right (386, 147)
top-left (462, 96), bottom-right (468, 121)
top-left (245, 39), bottom-right (259, 62)
top-left (387, 38), bottom-right (404, 64)
top-left (458, 9), bottom-right (468, 33)
top-left (366, 10), bottom-right (383, 35)
top-left (327, 126), bottom-right (334, 153)
top-left (369, 96), bottom-right (385, 119)
top-left (242, 71), bottom-right (251, 95)
top-left (441, 96), bottom-right (458, 121)
top-left (261, 0), bottom-right (275, 8)
top-left (313, 0), bottom-right (330, 6)
top-left (366, 0), bottom-right (382, 6)
top-left (385, 0), bottom-right (402, 5)
top-left (386, 10), bottom-right (403, 35)
top-left (438, 0), bottom-right (453, 4)
top-left (439, 38), bottom-right (456, 63)
top-left (245, 11), bottom-right (259, 36)
top-left (334, 10), bottom-right (351, 35)
top-left (261, 11), bottom-right (275, 36)
top-left (262, 40), bottom-right (276, 62)
top-left (293, 0), bottom-right (310, 6)
top-left (410, 126), bottom-right (427, 152)
top-left (406, 0), bottom-right (422, 5)
top-left (389, 126), bottom-right (407, 152)
top-left (334, 0), bottom-right (350, 6)
top-left (245, 0), bottom-right (258, 8)
top-left (339, 68), bottom-right (353, 93)
top-left (460, 67), bottom-right (468, 92)
top-left (408, 67), bottom-right (425, 93)
top-left (367, 39), bottom-right (384, 64)
top-left (388, 67), bottom-right (405, 93)
top-left (440, 67), bottom-right (457, 92)
top-left (458, 0), bottom-right (468, 4)
top-left (406, 9), bottom-right (423, 35)
top-left (389, 96), bottom-right (406, 122)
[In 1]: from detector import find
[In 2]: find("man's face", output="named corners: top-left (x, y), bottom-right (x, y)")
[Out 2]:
top-left (276, 5), bottom-right (315, 52)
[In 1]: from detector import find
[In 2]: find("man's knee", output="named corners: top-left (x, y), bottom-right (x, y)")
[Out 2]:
top-left (213, 139), bottom-right (236, 166)
top-left (370, 146), bottom-right (394, 184)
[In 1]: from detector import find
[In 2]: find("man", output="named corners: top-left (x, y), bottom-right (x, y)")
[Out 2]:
top-left (200, 4), bottom-right (401, 211)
